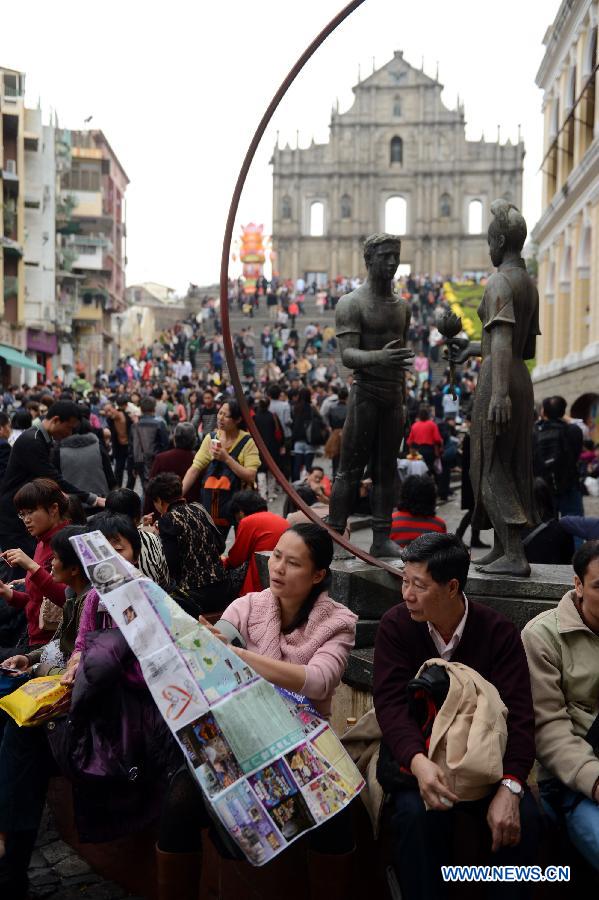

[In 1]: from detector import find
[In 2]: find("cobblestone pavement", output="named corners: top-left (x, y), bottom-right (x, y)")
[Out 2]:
top-left (30, 808), bottom-right (144, 900)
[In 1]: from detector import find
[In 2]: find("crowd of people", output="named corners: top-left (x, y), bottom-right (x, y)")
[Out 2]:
top-left (0, 274), bottom-right (597, 898)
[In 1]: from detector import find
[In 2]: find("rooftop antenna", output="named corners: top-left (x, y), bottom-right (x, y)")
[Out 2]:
top-left (296, 129), bottom-right (299, 149)
top-left (372, 55), bottom-right (375, 74)
top-left (357, 63), bottom-right (361, 82)
top-left (497, 124), bottom-right (501, 143)
top-left (517, 123), bottom-right (522, 143)
top-left (421, 55), bottom-right (424, 71)
top-left (435, 60), bottom-right (439, 81)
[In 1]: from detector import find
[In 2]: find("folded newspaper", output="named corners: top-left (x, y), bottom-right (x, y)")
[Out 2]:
top-left (71, 531), bottom-right (364, 865)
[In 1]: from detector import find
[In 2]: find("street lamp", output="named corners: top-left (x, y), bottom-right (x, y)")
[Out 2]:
top-left (136, 311), bottom-right (143, 352)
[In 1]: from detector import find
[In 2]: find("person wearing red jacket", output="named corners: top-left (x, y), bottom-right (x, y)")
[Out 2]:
top-left (407, 406), bottom-right (443, 473)
top-left (224, 491), bottom-right (289, 595)
top-left (0, 479), bottom-right (70, 655)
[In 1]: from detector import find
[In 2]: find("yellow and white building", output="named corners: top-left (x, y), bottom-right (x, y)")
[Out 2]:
top-left (533, 0), bottom-right (599, 405)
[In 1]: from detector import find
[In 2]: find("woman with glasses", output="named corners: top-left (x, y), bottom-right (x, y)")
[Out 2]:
top-left (0, 479), bottom-right (71, 660)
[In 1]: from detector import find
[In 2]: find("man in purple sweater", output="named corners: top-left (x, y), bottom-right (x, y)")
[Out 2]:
top-left (373, 533), bottom-right (540, 899)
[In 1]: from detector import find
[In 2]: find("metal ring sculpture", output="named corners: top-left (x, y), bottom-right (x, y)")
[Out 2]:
top-left (219, 0), bottom-right (402, 578)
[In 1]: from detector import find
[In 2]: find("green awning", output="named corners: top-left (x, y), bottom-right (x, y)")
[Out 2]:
top-left (0, 344), bottom-right (45, 373)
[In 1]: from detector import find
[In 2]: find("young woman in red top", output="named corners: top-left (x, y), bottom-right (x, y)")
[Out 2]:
top-left (0, 478), bottom-right (70, 653)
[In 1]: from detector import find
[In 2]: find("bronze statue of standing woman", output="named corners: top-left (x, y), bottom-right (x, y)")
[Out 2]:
top-left (449, 200), bottom-right (540, 577)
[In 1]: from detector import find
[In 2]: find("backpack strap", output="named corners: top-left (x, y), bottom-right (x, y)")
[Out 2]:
top-left (228, 433), bottom-right (251, 462)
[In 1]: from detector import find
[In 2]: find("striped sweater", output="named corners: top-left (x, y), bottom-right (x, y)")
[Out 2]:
top-left (390, 509), bottom-right (447, 546)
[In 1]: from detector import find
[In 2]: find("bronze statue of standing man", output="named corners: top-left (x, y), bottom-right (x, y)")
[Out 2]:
top-left (448, 200), bottom-right (540, 576)
top-left (327, 234), bottom-right (413, 557)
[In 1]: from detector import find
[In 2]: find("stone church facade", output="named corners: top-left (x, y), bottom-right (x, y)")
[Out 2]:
top-left (271, 51), bottom-right (525, 282)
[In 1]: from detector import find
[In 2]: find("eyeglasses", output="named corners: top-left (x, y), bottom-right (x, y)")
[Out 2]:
top-left (17, 510), bottom-right (37, 521)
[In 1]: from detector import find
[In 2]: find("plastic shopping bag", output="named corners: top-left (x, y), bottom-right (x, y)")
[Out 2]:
top-left (0, 674), bottom-right (71, 727)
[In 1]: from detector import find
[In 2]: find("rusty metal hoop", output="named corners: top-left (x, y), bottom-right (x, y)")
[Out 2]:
top-left (219, 0), bottom-right (402, 578)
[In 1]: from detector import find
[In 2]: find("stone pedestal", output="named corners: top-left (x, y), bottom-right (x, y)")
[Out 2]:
top-left (255, 552), bottom-right (573, 693)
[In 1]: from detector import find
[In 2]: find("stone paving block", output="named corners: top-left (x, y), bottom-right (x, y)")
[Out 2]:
top-left (37, 829), bottom-right (60, 846)
top-left (53, 855), bottom-right (93, 878)
top-left (63, 872), bottom-right (104, 887)
top-left (30, 885), bottom-right (61, 900)
top-left (29, 848), bottom-right (48, 869)
top-left (29, 868), bottom-right (61, 888)
top-left (41, 839), bottom-right (72, 865)
top-left (83, 881), bottom-right (127, 899)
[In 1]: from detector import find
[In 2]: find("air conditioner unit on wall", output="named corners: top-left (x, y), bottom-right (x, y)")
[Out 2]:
top-left (5, 159), bottom-right (17, 174)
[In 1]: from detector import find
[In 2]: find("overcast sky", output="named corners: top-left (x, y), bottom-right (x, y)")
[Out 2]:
top-left (7, 0), bottom-right (560, 292)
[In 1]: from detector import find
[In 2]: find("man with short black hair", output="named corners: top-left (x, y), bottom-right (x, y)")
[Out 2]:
top-left (374, 532), bottom-right (539, 899)
top-left (533, 395), bottom-right (583, 515)
top-left (522, 539), bottom-right (599, 871)
top-left (0, 401), bottom-right (105, 555)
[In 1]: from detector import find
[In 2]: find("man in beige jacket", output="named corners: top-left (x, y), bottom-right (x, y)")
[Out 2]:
top-left (522, 540), bottom-right (599, 872)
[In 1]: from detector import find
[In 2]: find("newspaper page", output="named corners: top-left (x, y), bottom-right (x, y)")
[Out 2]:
top-left (70, 531), bottom-right (364, 865)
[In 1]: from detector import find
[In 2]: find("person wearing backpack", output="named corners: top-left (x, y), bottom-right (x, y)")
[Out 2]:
top-left (181, 399), bottom-right (260, 537)
top-left (290, 387), bottom-right (329, 481)
top-left (533, 396), bottom-right (584, 516)
top-left (129, 396), bottom-right (170, 491)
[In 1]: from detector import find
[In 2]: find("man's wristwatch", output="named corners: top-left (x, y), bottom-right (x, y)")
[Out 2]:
top-left (501, 778), bottom-right (524, 798)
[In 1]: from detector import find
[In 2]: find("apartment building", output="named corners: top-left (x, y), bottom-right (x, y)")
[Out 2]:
top-left (0, 67), bottom-right (45, 384)
top-left (532, 0), bottom-right (599, 408)
top-left (58, 129), bottom-right (128, 375)
top-left (23, 106), bottom-right (59, 381)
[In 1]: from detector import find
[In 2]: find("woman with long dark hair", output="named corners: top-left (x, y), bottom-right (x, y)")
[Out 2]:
top-left (156, 523), bottom-right (358, 900)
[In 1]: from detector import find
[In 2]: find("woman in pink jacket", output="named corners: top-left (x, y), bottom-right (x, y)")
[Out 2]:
top-left (156, 523), bottom-right (358, 900)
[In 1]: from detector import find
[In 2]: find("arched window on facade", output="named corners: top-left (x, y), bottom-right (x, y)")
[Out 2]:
top-left (384, 196), bottom-right (407, 235)
top-left (547, 96), bottom-right (560, 199)
top-left (468, 199), bottom-right (483, 235)
top-left (340, 194), bottom-right (352, 219)
top-left (564, 66), bottom-right (577, 179)
top-left (439, 193), bottom-right (451, 218)
top-left (393, 96), bottom-right (401, 117)
top-left (390, 136), bottom-right (403, 164)
top-left (281, 195), bottom-right (292, 220)
top-left (582, 27), bottom-right (597, 154)
top-left (309, 201), bottom-right (325, 236)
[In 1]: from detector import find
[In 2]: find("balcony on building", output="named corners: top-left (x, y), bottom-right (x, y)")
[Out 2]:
top-left (2, 108), bottom-right (19, 180)
top-left (3, 275), bottom-right (19, 324)
top-left (72, 284), bottom-right (107, 322)
top-left (1, 70), bottom-right (25, 103)
top-left (1, 188), bottom-right (22, 256)
top-left (23, 132), bottom-right (39, 152)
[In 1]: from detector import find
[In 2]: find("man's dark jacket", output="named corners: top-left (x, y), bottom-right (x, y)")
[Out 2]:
top-left (0, 426), bottom-right (94, 548)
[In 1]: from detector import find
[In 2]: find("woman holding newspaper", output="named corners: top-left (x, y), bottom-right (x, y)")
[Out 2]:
top-left (157, 523), bottom-right (358, 900)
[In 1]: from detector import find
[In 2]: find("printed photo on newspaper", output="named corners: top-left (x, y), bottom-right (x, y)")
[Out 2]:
top-left (69, 531), bottom-right (364, 865)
